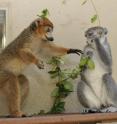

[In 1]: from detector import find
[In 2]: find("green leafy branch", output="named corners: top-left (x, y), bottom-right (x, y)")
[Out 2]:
top-left (48, 56), bottom-right (95, 114)
top-left (82, 0), bottom-right (101, 25)
top-left (35, 8), bottom-right (95, 114)
top-left (37, 9), bottom-right (50, 18)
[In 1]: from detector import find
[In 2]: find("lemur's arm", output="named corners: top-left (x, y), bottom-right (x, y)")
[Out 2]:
top-left (95, 38), bottom-right (112, 73)
top-left (95, 38), bottom-right (112, 67)
top-left (80, 45), bottom-right (94, 72)
top-left (19, 48), bottom-right (44, 69)
top-left (41, 42), bottom-right (83, 56)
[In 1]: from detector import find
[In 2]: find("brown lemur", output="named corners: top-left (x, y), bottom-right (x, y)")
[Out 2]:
top-left (0, 17), bottom-right (83, 117)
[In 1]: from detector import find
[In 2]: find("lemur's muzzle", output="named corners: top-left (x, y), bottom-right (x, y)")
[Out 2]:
top-left (45, 32), bottom-right (54, 41)
top-left (46, 36), bottom-right (54, 41)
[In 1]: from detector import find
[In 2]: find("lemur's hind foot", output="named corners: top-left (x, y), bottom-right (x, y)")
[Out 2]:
top-left (100, 106), bottom-right (117, 113)
top-left (81, 108), bottom-right (100, 114)
top-left (81, 106), bottom-right (117, 114)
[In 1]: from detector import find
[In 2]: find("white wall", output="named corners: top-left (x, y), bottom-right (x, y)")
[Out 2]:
top-left (0, 0), bottom-right (117, 115)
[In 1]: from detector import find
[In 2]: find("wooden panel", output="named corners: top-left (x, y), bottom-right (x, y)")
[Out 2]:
top-left (0, 113), bottom-right (117, 124)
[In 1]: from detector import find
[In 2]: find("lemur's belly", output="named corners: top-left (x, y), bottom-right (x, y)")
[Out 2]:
top-left (4, 58), bottom-right (27, 75)
top-left (84, 51), bottom-right (108, 106)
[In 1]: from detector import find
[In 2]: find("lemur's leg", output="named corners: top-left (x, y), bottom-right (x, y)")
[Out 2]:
top-left (77, 80), bottom-right (100, 113)
top-left (19, 48), bottom-right (44, 69)
top-left (18, 74), bottom-right (29, 106)
top-left (0, 70), bottom-right (23, 117)
top-left (100, 73), bottom-right (117, 112)
top-left (7, 77), bottom-right (22, 117)
top-left (77, 80), bottom-right (90, 108)
top-left (103, 73), bottom-right (117, 102)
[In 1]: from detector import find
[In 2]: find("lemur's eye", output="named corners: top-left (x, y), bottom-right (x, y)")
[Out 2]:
top-left (88, 32), bottom-right (93, 36)
top-left (99, 31), bottom-right (102, 35)
top-left (46, 28), bottom-right (51, 32)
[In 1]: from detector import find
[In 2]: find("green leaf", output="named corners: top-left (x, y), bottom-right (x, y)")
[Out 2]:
top-left (79, 57), bottom-right (88, 67)
top-left (70, 72), bottom-right (78, 79)
top-left (62, 0), bottom-right (66, 4)
top-left (82, 0), bottom-right (88, 5)
top-left (51, 88), bottom-right (59, 97)
top-left (63, 81), bottom-right (73, 92)
top-left (42, 9), bottom-right (49, 17)
top-left (38, 9), bottom-right (49, 18)
top-left (51, 101), bottom-right (65, 113)
top-left (91, 14), bottom-right (98, 23)
top-left (47, 57), bottom-right (64, 66)
top-left (70, 70), bottom-right (80, 79)
top-left (87, 59), bottom-right (95, 70)
top-left (59, 59), bottom-right (64, 64)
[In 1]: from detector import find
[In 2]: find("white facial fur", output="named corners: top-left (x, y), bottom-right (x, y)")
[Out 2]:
top-left (46, 31), bottom-right (53, 39)
top-left (85, 27), bottom-right (107, 49)
top-left (45, 26), bottom-right (53, 40)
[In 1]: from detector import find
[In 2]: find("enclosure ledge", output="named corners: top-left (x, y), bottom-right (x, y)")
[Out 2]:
top-left (0, 113), bottom-right (117, 124)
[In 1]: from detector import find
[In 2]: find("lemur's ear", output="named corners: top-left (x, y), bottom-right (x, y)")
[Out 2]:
top-left (30, 21), bottom-right (38, 31)
top-left (104, 28), bottom-right (108, 35)
top-left (30, 19), bottom-right (41, 31)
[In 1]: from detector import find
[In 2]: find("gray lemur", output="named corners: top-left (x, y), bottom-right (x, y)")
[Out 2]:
top-left (77, 26), bottom-right (117, 113)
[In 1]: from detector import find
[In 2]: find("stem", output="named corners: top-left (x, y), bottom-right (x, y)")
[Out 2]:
top-left (90, 0), bottom-right (101, 26)
top-left (49, 60), bottom-right (65, 114)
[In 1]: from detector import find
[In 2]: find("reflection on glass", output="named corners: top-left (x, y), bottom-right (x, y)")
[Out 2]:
top-left (0, 10), bottom-right (6, 49)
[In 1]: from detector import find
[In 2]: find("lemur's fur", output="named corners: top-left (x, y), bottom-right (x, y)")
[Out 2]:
top-left (0, 17), bottom-right (82, 117)
top-left (77, 27), bottom-right (117, 112)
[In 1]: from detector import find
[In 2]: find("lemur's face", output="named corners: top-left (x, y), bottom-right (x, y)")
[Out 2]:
top-left (38, 25), bottom-right (53, 41)
top-left (30, 18), bottom-right (54, 42)
top-left (85, 27), bottom-right (108, 46)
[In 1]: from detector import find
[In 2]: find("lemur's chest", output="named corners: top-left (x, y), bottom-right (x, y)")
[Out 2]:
top-left (24, 38), bottom-right (42, 54)
top-left (84, 50), bottom-right (107, 97)
top-left (84, 50), bottom-right (107, 81)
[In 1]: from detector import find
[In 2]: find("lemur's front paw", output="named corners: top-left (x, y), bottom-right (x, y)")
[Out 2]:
top-left (10, 111), bottom-right (26, 118)
top-left (67, 49), bottom-right (83, 55)
top-left (37, 61), bottom-right (44, 69)
top-left (86, 51), bottom-right (93, 58)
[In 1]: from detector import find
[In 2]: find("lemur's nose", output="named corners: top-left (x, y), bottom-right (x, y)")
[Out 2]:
top-left (48, 37), bottom-right (54, 41)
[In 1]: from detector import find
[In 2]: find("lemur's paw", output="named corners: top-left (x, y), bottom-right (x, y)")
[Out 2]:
top-left (10, 111), bottom-right (26, 118)
top-left (37, 61), bottom-right (44, 69)
top-left (82, 108), bottom-right (100, 114)
top-left (100, 106), bottom-right (117, 113)
top-left (86, 51), bottom-right (93, 57)
top-left (67, 49), bottom-right (83, 55)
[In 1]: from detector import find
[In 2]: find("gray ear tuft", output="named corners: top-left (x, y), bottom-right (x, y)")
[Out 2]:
top-left (104, 28), bottom-right (108, 35)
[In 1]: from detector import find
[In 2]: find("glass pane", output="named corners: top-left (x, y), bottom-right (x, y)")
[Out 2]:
top-left (0, 10), bottom-right (6, 49)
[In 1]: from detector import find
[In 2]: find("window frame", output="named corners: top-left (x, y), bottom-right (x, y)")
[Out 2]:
top-left (0, 7), bottom-right (8, 49)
